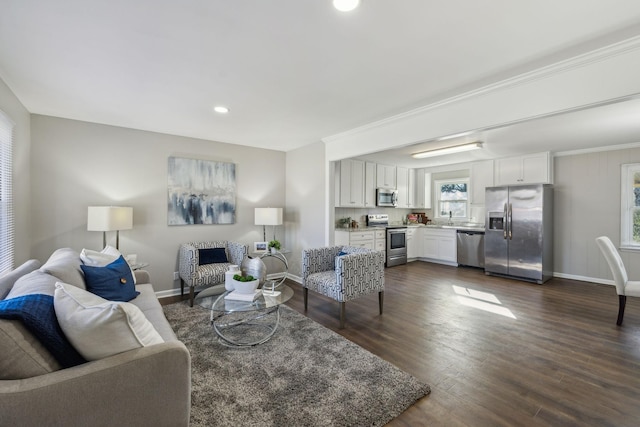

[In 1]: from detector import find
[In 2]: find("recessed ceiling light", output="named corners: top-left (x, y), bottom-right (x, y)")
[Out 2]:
top-left (213, 106), bottom-right (229, 114)
top-left (333, 0), bottom-right (360, 12)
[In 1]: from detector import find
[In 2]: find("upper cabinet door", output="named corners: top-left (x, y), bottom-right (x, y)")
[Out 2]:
top-left (339, 159), bottom-right (365, 207)
top-left (376, 164), bottom-right (397, 188)
top-left (494, 152), bottom-right (552, 186)
top-left (414, 169), bottom-right (432, 209)
top-left (470, 160), bottom-right (494, 205)
top-left (396, 166), bottom-right (408, 208)
top-left (364, 162), bottom-right (377, 207)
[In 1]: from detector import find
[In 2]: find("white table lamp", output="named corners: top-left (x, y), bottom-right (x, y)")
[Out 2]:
top-left (87, 206), bottom-right (133, 249)
top-left (255, 207), bottom-right (283, 242)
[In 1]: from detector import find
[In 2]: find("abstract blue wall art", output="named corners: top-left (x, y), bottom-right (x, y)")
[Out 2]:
top-left (167, 157), bottom-right (236, 225)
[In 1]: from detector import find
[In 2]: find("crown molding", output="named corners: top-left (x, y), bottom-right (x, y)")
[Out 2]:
top-left (323, 35), bottom-right (640, 144)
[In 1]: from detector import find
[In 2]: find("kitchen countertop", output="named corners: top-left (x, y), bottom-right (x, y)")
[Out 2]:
top-left (337, 223), bottom-right (485, 232)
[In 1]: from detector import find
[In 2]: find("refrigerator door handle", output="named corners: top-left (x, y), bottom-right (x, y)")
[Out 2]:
top-left (508, 203), bottom-right (513, 240)
top-left (503, 203), bottom-right (508, 239)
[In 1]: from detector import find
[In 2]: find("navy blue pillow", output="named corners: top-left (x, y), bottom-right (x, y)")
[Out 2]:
top-left (199, 248), bottom-right (228, 265)
top-left (80, 255), bottom-right (139, 302)
top-left (338, 251), bottom-right (349, 257)
top-left (0, 294), bottom-right (86, 368)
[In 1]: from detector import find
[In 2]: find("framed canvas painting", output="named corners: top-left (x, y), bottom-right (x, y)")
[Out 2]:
top-left (167, 157), bottom-right (236, 225)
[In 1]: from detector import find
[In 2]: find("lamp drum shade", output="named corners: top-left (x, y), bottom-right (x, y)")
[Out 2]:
top-left (254, 208), bottom-right (283, 226)
top-left (87, 207), bottom-right (133, 231)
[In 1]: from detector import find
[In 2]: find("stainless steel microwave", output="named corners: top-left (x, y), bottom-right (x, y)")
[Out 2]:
top-left (376, 188), bottom-right (398, 207)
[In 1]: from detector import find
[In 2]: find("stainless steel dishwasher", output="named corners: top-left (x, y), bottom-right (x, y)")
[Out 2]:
top-left (456, 230), bottom-right (485, 268)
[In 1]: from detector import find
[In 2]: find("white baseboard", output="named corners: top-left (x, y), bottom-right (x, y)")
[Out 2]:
top-left (552, 272), bottom-right (614, 286)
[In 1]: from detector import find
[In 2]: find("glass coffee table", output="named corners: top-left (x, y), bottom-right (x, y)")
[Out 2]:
top-left (195, 285), bottom-right (293, 347)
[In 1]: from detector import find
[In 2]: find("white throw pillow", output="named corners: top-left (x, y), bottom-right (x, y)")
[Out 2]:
top-left (81, 245), bottom-right (136, 284)
top-left (53, 282), bottom-right (163, 361)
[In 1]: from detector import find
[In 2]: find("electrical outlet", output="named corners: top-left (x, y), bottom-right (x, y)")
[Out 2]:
top-left (173, 272), bottom-right (179, 281)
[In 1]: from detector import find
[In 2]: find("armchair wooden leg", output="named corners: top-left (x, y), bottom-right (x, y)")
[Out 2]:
top-left (617, 295), bottom-right (627, 326)
top-left (189, 287), bottom-right (194, 308)
top-left (180, 279), bottom-right (184, 297)
top-left (379, 291), bottom-right (384, 315)
top-left (339, 302), bottom-right (345, 329)
top-left (303, 288), bottom-right (308, 311)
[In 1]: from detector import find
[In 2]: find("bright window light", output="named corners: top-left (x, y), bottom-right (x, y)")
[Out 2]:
top-left (453, 285), bottom-right (516, 319)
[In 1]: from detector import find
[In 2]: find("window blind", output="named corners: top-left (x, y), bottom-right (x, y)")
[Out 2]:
top-left (0, 110), bottom-right (14, 274)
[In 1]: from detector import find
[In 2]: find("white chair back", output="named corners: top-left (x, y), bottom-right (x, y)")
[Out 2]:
top-left (595, 236), bottom-right (628, 295)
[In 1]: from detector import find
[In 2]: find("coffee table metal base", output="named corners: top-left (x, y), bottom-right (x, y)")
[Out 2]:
top-left (210, 305), bottom-right (282, 347)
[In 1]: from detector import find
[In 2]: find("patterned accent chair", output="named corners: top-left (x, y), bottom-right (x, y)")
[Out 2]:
top-left (302, 245), bottom-right (385, 328)
top-left (179, 241), bottom-right (248, 306)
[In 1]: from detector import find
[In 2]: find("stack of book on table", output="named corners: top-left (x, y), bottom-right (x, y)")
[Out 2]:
top-left (224, 289), bottom-right (262, 301)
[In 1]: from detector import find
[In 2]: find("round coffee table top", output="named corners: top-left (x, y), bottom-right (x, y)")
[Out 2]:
top-left (195, 284), bottom-right (293, 313)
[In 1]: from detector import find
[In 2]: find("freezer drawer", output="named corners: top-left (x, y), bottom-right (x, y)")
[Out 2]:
top-left (457, 230), bottom-right (485, 268)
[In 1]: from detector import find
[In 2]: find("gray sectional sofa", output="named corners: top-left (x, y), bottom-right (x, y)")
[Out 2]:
top-left (0, 248), bottom-right (191, 427)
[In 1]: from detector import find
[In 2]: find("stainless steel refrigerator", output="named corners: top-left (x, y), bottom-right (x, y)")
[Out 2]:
top-left (484, 184), bottom-right (553, 284)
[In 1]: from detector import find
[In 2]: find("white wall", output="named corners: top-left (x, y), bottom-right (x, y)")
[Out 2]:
top-left (554, 146), bottom-right (640, 283)
top-left (30, 115), bottom-right (286, 294)
top-left (0, 77), bottom-right (31, 266)
top-left (285, 141), bottom-right (327, 279)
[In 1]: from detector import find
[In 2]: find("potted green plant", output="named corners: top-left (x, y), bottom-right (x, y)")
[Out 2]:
top-left (268, 240), bottom-right (281, 253)
top-left (232, 273), bottom-right (259, 293)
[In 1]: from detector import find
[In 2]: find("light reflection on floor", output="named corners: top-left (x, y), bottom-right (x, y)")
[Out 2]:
top-left (453, 285), bottom-right (517, 319)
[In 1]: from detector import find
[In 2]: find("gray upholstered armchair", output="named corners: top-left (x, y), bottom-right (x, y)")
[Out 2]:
top-left (302, 245), bottom-right (385, 328)
top-left (179, 241), bottom-right (248, 306)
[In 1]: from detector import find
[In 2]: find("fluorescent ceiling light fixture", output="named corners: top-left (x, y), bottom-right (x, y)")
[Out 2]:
top-left (213, 106), bottom-right (229, 114)
top-left (412, 141), bottom-right (483, 159)
top-left (333, 0), bottom-right (360, 12)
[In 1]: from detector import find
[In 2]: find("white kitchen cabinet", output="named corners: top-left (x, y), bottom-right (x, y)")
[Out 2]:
top-left (494, 152), bottom-right (552, 186)
top-left (376, 164), bottom-right (396, 188)
top-left (421, 228), bottom-right (457, 265)
top-left (396, 166), bottom-right (408, 208)
top-left (373, 229), bottom-right (385, 252)
top-left (415, 169), bottom-right (432, 209)
top-left (338, 159), bottom-right (365, 207)
top-left (407, 168), bottom-right (416, 208)
top-left (470, 160), bottom-right (494, 205)
top-left (364, 162), bottom-right (377, 207)
top-left (407, 227), bottom-right (420, 260)
top-left (335, 229), bottom-right (376, 250)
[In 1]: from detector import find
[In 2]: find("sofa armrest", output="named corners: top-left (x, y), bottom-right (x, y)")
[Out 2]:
top-left (0, 341), bottom-right (191, 427)
top-left (133, 269), bottom-right (150, 284)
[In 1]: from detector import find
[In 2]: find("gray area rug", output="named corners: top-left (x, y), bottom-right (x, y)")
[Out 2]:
top-left (163, 301), bottom-right (430, 427)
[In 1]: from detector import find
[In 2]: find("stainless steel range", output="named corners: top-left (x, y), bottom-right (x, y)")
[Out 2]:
top-left (366, 214), bottom-right (407, 267)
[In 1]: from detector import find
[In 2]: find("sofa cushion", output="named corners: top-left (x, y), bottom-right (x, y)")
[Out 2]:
top-left (0, 259), bottom-right (41, 300)
top-left (54, 282), bottom-right (164, 361)
top-left (0, 294), bottom-right (86, 371)
top-left (40, 248), bottom-right (85, 289)
top-left (81, 245), bottom-right (136, 284)
top-left (133, 284), bottom-right (178, 341)
top-left (6, 270), bottom-right (59, 299)
top-left (0, 319), bottom-right (61, 379)
top-left (198, 247), bottom-right (228, 265)
top-left (81, 256), bottom-right (139, 302)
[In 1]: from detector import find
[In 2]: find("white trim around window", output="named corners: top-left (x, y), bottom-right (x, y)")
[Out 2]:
top-left (620, 163), bottom-right (640, 250)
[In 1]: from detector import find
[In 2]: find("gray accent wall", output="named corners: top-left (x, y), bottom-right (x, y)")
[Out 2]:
top-left (30, 115), bottom-right (285, 294)
top-left (554, 146), bottom-right (640, 283)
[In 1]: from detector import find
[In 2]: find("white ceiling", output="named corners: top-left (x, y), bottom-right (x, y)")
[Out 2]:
top-left (1, 0), bottom-right (640, 161)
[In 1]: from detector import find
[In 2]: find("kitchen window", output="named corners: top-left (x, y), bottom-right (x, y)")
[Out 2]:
top-left (434, 179), bottom-right (469, 219)
top-left (621, 163), bottom-right (640, 249)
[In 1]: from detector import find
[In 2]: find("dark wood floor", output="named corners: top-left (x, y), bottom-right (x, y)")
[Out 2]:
top-left (282, 261), bottom-right (640, 427)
